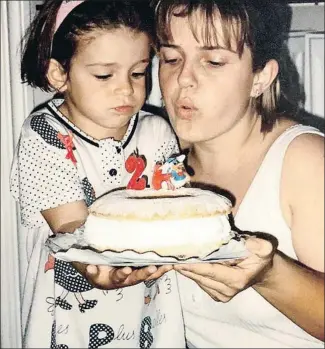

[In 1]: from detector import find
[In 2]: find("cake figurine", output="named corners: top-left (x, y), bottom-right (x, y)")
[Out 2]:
top-left (152, 154), bottom-right (190, 190)
top-left (83, 154), bottom-right (234, 258)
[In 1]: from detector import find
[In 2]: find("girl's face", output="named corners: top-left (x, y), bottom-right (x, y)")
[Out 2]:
top-left (159, 12), bottom-right (257, 144)
top-left (61, 27), bottom-right (150, 140)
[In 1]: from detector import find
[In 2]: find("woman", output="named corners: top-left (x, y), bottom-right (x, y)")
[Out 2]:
top-left (154, 0), bottom-right (324, 347)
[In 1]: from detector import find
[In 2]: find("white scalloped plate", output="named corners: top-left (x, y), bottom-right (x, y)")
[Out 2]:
top-left (46, 233), bottom-right (249, 266)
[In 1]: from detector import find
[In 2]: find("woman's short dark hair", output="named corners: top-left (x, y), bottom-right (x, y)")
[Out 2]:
top-left (21, 0), bottom-right (155, 93)
top-left (153, 0), bottom-right (292, 132)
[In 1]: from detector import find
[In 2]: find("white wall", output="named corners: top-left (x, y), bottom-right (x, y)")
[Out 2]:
top-left (290, 3), bottom-right (324, 31)
top-left (288, 3), bottom-right (325, 118)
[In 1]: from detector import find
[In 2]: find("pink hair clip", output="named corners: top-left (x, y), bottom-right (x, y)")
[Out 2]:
top-left (54, 0), bottom-right (84, 34)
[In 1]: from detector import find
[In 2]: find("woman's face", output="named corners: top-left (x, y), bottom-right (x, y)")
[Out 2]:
top-left (158, 12), bottom-right (257, 144)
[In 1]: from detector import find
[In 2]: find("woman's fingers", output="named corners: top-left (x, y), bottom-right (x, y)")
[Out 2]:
top-left (172, 234), bottom-right (278, 303)
top-left (245, 237), bottom-right (275, 258)
top-left (199, 283), bottom-right (234, 303)
top-left (174, 262), bottom-right (239, 284)
top-left (219, 258), bottom-right (245, 266)
top-left (176, 268), bottom-right (237, 299)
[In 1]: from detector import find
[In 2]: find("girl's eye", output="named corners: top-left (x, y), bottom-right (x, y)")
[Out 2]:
top-left (131, 72), bottom-right (146, 79)
top-left (94, 74), bottom-right (112, 80)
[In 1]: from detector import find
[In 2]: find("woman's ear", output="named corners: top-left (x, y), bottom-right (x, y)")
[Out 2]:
top-left (250, 59), bottom-right (279, 98)
top-left (47, 59), bottom-right (68, 92)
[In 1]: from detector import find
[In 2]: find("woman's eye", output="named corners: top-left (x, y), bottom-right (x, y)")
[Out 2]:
top-left (94, 74), bottom-right (112, 80)
top-left (131, 72), bottom-right (146, 79)
top-left (207, 61), bottom-right (225, 67)
top-left (163, 58), bottom-right (179, 65)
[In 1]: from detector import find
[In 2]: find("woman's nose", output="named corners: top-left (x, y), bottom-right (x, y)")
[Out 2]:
top-left (177, 62), bottom-right (197, 89)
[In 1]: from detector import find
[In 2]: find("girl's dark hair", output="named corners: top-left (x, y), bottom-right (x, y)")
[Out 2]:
top-left (153, 0), bottom-right (292, 133)
top-left (21, 0), bottom-right (155, 93)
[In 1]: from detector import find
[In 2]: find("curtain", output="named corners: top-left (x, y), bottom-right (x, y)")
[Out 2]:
top-left (1, 1), bottom-right (35, 347)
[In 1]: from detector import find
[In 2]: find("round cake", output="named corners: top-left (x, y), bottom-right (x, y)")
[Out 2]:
top-left (83, 187), bottom-right (233, 258)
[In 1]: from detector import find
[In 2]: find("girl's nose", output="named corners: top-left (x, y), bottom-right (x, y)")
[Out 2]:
top-left (114, 78), bottom-right (134, 96)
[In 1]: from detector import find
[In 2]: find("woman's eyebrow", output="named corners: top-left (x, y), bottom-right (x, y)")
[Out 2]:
top-left (160, 43), bottom-right (179, 49)
top-left (200, 45), bottom-right (237, 54)
top-left (200, 45), bottom-right (220, 51)
top-left (160, 43), bottom-right (236, 54)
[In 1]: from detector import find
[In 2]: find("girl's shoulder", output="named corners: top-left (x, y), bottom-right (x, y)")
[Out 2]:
top-left (21, 100), bottom-right (71, 141)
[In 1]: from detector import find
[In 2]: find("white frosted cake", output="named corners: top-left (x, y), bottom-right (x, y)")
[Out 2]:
top-left (83, 187), bottom-right (233, 258)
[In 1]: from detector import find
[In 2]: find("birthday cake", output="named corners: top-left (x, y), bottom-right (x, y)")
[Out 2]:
top-left (83, 155), bottom-right (233, 258)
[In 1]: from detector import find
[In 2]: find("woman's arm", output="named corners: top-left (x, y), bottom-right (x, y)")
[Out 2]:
top-left (175, 133), bottom-right (324, 341)
top-left (254, 251), bottom-right (324, 341)
top-left (254, 133), bottom-right (324, 340)
top-left (175, 236), bottom-right (324, 341)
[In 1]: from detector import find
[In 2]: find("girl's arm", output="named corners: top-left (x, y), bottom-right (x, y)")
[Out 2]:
top-left (42, 200), bottom-right (88, 233)
top-left (42, 200), bottom-right (171, 289)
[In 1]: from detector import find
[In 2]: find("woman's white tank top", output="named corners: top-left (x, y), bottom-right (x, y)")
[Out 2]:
top-left (179, 125), bottom-right (324, 348)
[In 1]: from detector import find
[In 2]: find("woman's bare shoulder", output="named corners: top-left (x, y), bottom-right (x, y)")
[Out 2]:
top-left (285, 129), bottom-right (324, 162)
top-left (272, 118), bottom-right (323, 158)
top-left (278, 116), bottom-right (324, 186)
top-left (279, 120), bottom-right (324, 270)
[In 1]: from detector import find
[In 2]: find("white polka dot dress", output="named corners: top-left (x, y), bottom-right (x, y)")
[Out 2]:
top-left (10, 98), bottom-right (185, 348)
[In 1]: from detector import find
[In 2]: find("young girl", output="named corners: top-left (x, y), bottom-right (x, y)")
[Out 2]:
top-left (10, 1), bottom-right (185, 347)
top-left (154, 0), bottom-right (324, 347)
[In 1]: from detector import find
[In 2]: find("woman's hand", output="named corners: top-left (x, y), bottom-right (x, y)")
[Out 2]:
top-left (72, 262), bottom-right (173, 290)
top-left (174, 235), bottom-right (277, 302)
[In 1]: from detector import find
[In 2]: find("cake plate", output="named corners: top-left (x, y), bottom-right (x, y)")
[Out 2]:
top-left (46, 232), bottom-right (249, 266)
